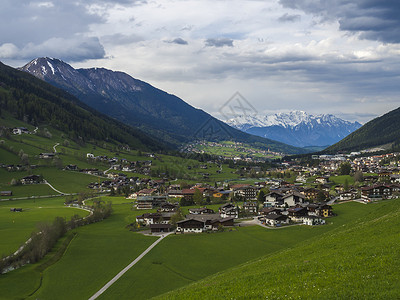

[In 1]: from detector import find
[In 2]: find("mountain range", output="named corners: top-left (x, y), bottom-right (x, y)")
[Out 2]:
top-left (226, 111), bottom-right (362, 148)
top-left (19, 57), bottom-right (306, 154)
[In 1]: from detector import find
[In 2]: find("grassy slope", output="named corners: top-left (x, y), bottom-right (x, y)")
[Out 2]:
top-left (157, 199), bottom-right (400, 299)
top-left (96, 201), bottom-right (374, 299)
top-left (0, 197), bottom-right (88, 256)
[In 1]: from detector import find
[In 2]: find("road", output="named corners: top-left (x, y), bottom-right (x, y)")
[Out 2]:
top-left (53, 142), bottom-right (60, 153)
top-left (44, 180), bottom-right (66, 195)
top-left (88, 232), bottom-right (173, 300)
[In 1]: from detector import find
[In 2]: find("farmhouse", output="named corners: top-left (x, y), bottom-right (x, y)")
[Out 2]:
top-left (39, 153), bottom-right (55, 159)
top-left (21, 175), bottom-right (42, 185)
top-left (176, 214), bottom-right (234, 233)
top-left (149, 223), bottom-right (173, 233)
top-left (1, 191), bottom-right (12, 196)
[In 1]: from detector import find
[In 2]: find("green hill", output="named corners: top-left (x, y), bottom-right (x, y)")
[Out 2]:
top-left (0, 61), bottom-right (165, 151)
top-left (158, 200), bottom-right (400, 299)
top-left (325, 106), bottom-right (400, 153)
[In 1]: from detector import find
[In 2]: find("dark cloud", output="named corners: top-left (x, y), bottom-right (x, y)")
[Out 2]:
top-left (0, 0), bottom-right (117, 63)
top-left (278, 13), bottom-right (301, 23)
top-left (164, 38), bottom-right (189, 45)
top-left (205, 38), bottom-right (234, 47)
top-left (279, 0), bottom-right (400, 43)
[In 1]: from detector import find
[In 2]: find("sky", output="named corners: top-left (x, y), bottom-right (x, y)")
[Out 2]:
top-left (1, 0), bottom-right (400, 124)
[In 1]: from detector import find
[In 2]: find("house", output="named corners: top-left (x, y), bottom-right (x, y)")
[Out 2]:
top-left (1, 191), bottom-right (12, 196)
top-left (136, 195), bottom-right (167, 210)
top-left (260, 207), bottom-right (281, 216)
top-left (188, 207), bottom-right (215, 215)
top-left (306, 203), bottom-right (333, 217)
top-left (149, 223), bottom-right (173, 233)
top-left (263, 214), bottom-right (289, 227)
top-left (361, 184), bottom-right (393, 201)
top-left (12, 127), bottom-right (29, 135)
top-left (315, 176), bottom-right (329, 184)
top-left (281, 192), bottom-right (307, 207)
top-left (303, 188), bottom-right (319, 200)
top-left (299, 215), bottom-right (325, 226)
top-left (20, 175), bottom-right (42, 185)
top-left (136, 212), bottom-right (175, 225)
top-left (158, 202), bottom-right (179, 212)
top-left (263, 191), bottom-right (284, 207)
top-left (219, 203), bottom-right (239, 218)
top-left (339, 190), bottom-right (358, 201)
top-left (176, 214), bottom-right (234, 233)
top-left (287, 206), bottom-right (308, 222)
top-left (10, 208), bottom-right (22, 212)
top-left (233, 186), bottom-right (257, 201)
top-left (242, 202), bottom-right (258, 215)
top-left (39, 153), bottom-right (55, 159)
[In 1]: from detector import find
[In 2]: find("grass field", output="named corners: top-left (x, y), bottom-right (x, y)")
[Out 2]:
top-left (0, 196), bottom-right (392, 299)
top-left (157, 199), bottom-right (400, 299)
top-left (0, 197), bottom-right (89, 256)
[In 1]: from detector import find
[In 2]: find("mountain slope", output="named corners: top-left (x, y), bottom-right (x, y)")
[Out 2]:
top-left (0, 61), bottom-right (164, 151)
top-left (227, 111), bottom-right (362, 148)
top-left (19, 57), bottom-right (307, 154)
top-left (325, 106), bottom-right (400, 153)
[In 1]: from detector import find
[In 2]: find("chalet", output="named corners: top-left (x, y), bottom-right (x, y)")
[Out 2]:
top-left (136, 212), bottom-right (175, 225)
top-left (233, 186), bottom-right (257, 201)
top-left (242, 202), bottom-right (258, 215)
top-left (306, 203), bottom-right (333, 217)
top-left (263, 214), bottom-right (289, 227)
top-left (219, 203), bottom-right (239, 219)
top-left (176, 214), bottom-right (234, 233)
top-left (281, 192), bottom-right (307, 207)
top-left (39, 153), bottom-right (55, 159)
top-left (188, 207), bottom-right (215, 215)
top-left (1, 191), bottom-right (12, 196)
top-left (65, 164), bottom-right (78, 171)
top-left (287, 206), bottom-right (308, 222)
top-left (20, 175), bottom-right (42, 185)
top-left (260, 207), bottom-right (281, 216)
top-left (361, 184), bottom-right (393, 201)
top-left (390, 174), bottom-right (400, 183)
top-left (263, 191), bottom-right (284, 207)
top-left (149, 223), bottom-right (173, 233)
top-left (339, 190), bottom-right (358, 201)
top-left (167, 189), bottom-right (183, 198)
top-left (136, 195), bottom-right (167, 210)
top-left (158, 202), bottom-right (179, 212)
top-left (298, 215), bottom-right (325, 226)
top-left (303, 188), bottom-right (319, 200)
top-left (182, 189), bottom-right (196, 201)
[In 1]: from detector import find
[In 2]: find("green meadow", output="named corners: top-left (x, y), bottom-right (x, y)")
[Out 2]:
top-left (158, 199), bottom-right (400, 299)
top-left (0, 197), bottom-right (89, 256)
top-left (0, 195), bottom-right (387, 300)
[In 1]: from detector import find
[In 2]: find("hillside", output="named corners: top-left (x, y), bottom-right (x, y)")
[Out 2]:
top-left (19, 58), bottom-right (307, 154)
top-left (158, 199), bottom-right (400, 299)
top-left (0, 61), bottom-right (163, 151)
top-left (227, 111), bottom-right (362, 148)
top-left (326, 106), bottom-right (400, 153)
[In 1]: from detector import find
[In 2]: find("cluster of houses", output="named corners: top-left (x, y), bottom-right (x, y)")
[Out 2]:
top-left (135, 202), bottom-right (237, 234)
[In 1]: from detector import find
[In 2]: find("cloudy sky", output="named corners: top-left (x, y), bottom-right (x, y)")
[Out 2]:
top-left (1, 0), bottom-right (400, 123)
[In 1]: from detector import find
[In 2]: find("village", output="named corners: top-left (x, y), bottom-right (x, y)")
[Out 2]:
top-left (3, 147), bottom-right (400, 235)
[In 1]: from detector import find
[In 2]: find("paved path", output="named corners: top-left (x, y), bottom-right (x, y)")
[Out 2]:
top-left (53, 142), bottom-right (60, 153)
top-left (88, 232), bottom-right (173, 300)
top-left (44, 180), bottom-right (66, 195)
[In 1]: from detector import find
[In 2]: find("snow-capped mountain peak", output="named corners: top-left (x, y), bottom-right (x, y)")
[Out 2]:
top-left (226, 111), bottom-right (362, 148)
